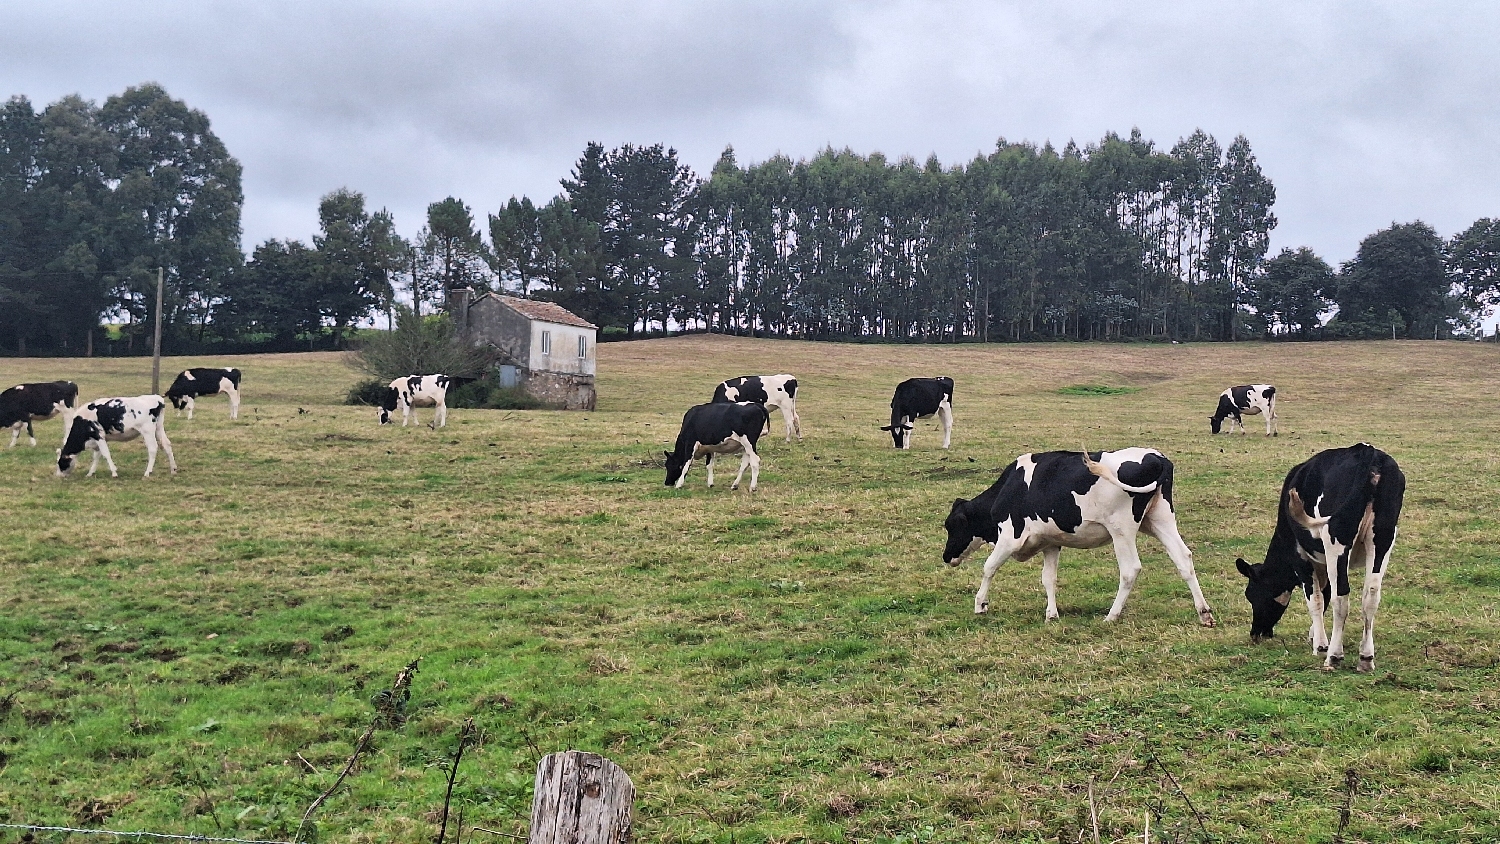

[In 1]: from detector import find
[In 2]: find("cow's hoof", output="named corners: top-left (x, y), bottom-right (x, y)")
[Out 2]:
top-left (730, 483), bottom-right (739, 491)
top-left (1103, 614), bottom-right (1121, 623)
top-left (1325, 655), bottom-right (1344, 670)
top-left (1357, 656), bottom-right (1374, 673)
top-left (1316, 646), bottom-right (1329, 654)
top-left (1199, 611), bottom-right (1217, 628)
top-left (974, 602), bottom-right (989, 614)
top-left (1045, 612), bottom-right (1059, 622)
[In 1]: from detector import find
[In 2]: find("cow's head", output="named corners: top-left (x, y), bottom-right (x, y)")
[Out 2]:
top-left (167, 393), bottom-right (190, 411)
top-left (1208, 414), bottom-right (1223, 434)
top-left (376, 387), bottom-right (400, 424)
top-left (663, 450), bottom-right (688, 487)
top-left (1236, 557), bottom-right (1293, 642)
top-left (55, 418), bottom-right (96, 476)
top-left (942, 498), bottom-right (987, 566)
top-left (879, 422), bottom-right (913, 448)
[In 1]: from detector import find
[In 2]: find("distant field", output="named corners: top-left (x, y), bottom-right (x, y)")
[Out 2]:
top-left (2, 338), bottom-right (1499, 843)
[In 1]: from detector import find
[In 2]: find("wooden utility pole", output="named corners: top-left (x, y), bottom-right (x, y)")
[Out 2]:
top-left (151, 267), bottom-right (164, 394)
top-left (528, 751), bottom-right (633, 844)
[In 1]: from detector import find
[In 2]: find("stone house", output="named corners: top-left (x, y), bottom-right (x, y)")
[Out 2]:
top-left (448, 290), bottom-right (597, 410)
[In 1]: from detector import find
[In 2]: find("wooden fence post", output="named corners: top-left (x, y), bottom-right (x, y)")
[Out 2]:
top-left (528, 751), bottom-right (634, 844)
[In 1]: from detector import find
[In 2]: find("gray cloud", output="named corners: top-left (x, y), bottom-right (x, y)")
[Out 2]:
top-left (4, 0), bottom-right (1498, 272)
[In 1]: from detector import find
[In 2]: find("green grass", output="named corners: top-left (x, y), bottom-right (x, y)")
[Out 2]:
top-left (1, 340), bottom-right (1499, 842)
top-left (1057, 384), bottom-right (1142, 396)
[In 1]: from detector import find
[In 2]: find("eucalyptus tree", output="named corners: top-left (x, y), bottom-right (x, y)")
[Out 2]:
top-left (1447, 218), bottom-right (1500, 325)
top-left (489, 196), bottom-right (546, 295)
top-left (314, 188), bottom-right (405, 343)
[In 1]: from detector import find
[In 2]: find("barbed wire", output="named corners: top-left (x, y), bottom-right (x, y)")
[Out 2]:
top-left (0, 823), bottom-right (293, 844)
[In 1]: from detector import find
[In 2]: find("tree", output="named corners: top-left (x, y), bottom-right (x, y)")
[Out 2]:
top-left (1447, 218), bottom-right (1500, 323)
top-left (313, 188), bottom-right (406, 344)
top-left (489, 196), bottom-right (545, 295)
top-left (1252, 247), bottom-right (1332, 338)
top-left (99, 83), bottom-right (243, 347)
top-left (1333, 221), bottom-right (1453, 338)
top-left (415, 197), bottom-right (488, 312)
top-left (219, 239), bottom-right (321, 345)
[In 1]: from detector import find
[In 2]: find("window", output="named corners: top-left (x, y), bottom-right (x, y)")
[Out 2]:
top-left (578, 336), bottom-right (587, 359)
top-left (541, 330), bottom-right (551, 355)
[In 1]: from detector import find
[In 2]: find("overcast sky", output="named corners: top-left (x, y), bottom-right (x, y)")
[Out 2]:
top-left (5, 0), bottom-right (1498, 269)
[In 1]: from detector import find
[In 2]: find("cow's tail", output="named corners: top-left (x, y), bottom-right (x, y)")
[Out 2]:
top-left (1286, 487), bottom-right (1332, 530)
top-left (1080, 447), bottom-right (1160, 494)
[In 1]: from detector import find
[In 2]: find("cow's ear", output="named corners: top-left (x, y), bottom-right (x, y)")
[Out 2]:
top-left (663, 450), bottom-right (672, 458)
top-left (1235, 557), bottom-right (1256, 580)
top-left (953, 497), bottom-right (968, 510)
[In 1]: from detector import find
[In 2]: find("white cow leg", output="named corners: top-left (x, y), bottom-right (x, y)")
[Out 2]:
top-left (142, 433), bottom-right (158, 477)
top-left (27, 421), bottom-right (37, 447)
top-left (705, 452), bottom-right (716, 488)
top-left (8, 423), bottom-right (21, 448)
top-left (185, 397), bottom-right (195, 420)
top-left (228, 386), bottom-right (240, 420)
top-left (974, 534), bottom-right (1022, 614)
top-left (731, 438), bottom-right (759, 491)
top-left (1040, 547), bottom-right (1061, 621)
top-left (96, 441), bottom-right (119, 478)
top-left (1144, 506), bottom-right (1215, 626)
top-left (436, 400), bottom-right (447, 428)
top-left (158, 423), bottom-right (177, 474)
top-left (1103, 532), bottom-right (1145, 622)
top-left (1324, 549), bottom-right (1350, 668)
top-left (938, 403), bottom-right (953, 449)
top-left (1359, 571), bottom-right (1384, 673)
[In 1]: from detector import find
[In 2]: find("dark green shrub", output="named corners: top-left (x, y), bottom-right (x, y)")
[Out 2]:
top-left (447, 378), bottom-right (547, 410)
top-left (346, 378), bottom-right (389, 406)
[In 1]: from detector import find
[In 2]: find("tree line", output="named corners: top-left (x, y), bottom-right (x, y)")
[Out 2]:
top-left (4, 84), bottom-right (1500, 356)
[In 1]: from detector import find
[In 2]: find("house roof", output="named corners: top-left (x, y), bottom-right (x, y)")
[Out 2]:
top-left (493, 294), bottom-right (597, 329)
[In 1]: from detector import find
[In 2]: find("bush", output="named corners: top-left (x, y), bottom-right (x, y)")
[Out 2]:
top-left (351, 305), bottom-right (493, 381)
top-left (447, 379), bottom-right (547, 410)
top-left (346, 378), bottom-right (389, 406)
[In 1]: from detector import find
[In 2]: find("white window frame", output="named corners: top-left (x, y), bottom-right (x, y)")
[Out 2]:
top-left (541, 329), bottom-right (551, 356)
top-left (578, 335), bottom-right (587, 359)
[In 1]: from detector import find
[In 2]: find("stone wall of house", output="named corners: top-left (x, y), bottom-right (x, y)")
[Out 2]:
top-left (523, 370), bottom-right (596, 411)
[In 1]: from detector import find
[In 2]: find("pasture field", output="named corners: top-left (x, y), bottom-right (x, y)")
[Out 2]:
top-left (2, 337), bottom-right (1499, 844)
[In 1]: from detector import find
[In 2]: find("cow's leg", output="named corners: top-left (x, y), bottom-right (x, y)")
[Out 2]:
top-left (1040, 546), bottom-right (1061, 621)
top-left (1142, 505), bottom-right (1216, 626)
top-left (1103, 530), bottom-right (1146, 622)
top-left (780, 402), bottom-right (799, 442)
top-left (227, 386), bottom-right (240, 420)
top-left (142, 430), bottom-right (159, 477)
top-left (7, 422), bottom-right (20, 448)
top-left (731, 437), bottom-right (759, 491)
top-left (974, 532), bottom-right (1023, 614)
top-left (185, 396), bottom-right (196, 420)
top-left (1264, 401), bottom-right (1276, 436)
top-left (705, 452), bottom-right (716, 488)
top-left (157, 421), bottom-right (177, 475)
top-left (94, 441), bottom-right (119, 478)
top-left (436, 399), bottom-right (447, 428)
top-left (1307, 567), bottom-right (1330, 653)
top-left (26, 420), bottom-right (37, 447)
top-left (938, 402), bottom-right (953, 449)
top-left (1356, 525), bottom-right (1394, 673)
top-left (1323, 535), bottom-right (1353, 669)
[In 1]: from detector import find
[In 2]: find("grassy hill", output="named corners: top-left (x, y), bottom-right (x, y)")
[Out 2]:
top-left (2, 338), bottom-right (1498, 843)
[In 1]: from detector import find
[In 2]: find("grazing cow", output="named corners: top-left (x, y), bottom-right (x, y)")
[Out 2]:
top-left (942, 448), bottom-right (1216, 625)
top-left (881, 377), bottom-right (954, 449)
top-left (56, 396), bottom-right (176, 478)
top-left (663, 402), bottom-right (770, 492)
top-left (1, 381), bottom-right (78, 447)
top-left (165, 368), bottom-right (242, 420)
top-left (378, 374), bottom-right (451, 427)
top-left (712, 374), bottom-right (802, 442)
top-left (1235, 443), bottom-right (1404, 672)
top-left (1210, 384), bottom-right (1277, 435)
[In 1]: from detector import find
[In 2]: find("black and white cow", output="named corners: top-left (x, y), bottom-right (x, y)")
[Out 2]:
top-left (166, 367), bottom-right (242, 420)
top-left (378, 374), bottom-right (451, 427)
top-left (1235, 443), bottom-right (1404, 672)
top-left (881, 377), bottom-right (954, 449)
top-left (663, 402), bottom-right (770, 492)
top-left (56, 395), bottom-right (177, 478)
top-left (1210, 384), bottom-right (1277, 435)
top-left (1, 380), bottom-right (78, 447)
top-left (942, 448), bottom-right (1216, 625)
top-left (712, 374), bottom-right (802, 442)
